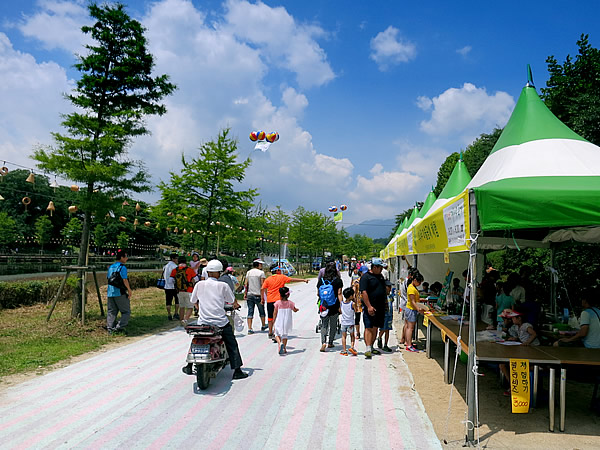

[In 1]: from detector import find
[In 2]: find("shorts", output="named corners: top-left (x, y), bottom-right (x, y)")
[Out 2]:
top-left (341, 324), bottom-right (355, 334)
top-left (178, 291), bottom-right (193, 309)
top-left (354, 312), bottom-right (361, 326)
top-left (363, 308), bottom-right (384, 329)
top-left (382, 311), bottom-right (393, 331)
top-left (247, 295), bottom-right (265, 318)
top-left (404, 308), bottom-right (417, 323)
top-left (267, 302), bottom-right (275, 322)
top-left (165, 289), bottom-right (179, 306)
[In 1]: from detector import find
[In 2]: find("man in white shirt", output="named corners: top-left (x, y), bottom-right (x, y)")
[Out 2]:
top-left (244, 259), bottom-right (267, 333)
top-left (186, 259), bottom-right (248, 380)
top-left (163, 253), bottom-right (179, 321)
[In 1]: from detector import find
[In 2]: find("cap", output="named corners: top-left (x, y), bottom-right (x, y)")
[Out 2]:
top-left (359, 265), bottom-right (368, 273)
top-left (206, 259), bottom-right (223, 272)
top-left (226, 266), bottom-right (234, 273)
top-left (501, 309), bottom-right (521, 318)
top-left (371, 257), bottom-right (384, 267)
top-left (385, 280), bottom-right (392, 286)
top-left (351, 257), bottom-right (357, 260)
top-left (254, 259), bottom-right (265, 264)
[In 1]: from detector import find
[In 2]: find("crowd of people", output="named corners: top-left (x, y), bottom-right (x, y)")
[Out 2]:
top-left (105, 250), bottom-right (599, 387)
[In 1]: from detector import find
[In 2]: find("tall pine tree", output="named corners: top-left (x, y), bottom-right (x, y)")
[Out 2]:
top-left (33, 3), bottom-right (176, 318)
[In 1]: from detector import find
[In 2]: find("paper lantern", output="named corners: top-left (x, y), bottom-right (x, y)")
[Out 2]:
top-left (119, 216), bottom-right (126, 222)
top-left (167, 212), bottom-right (173, 216)
top-left (133, 218), bottom-right (139, 227)
top-left (69, 205), bottom-right (78, 214)
top-left (26, 172), bottom-right (35, 184)
top-left (70, 185), bottom-right (80, 192)
top-left (0, 166), bottom-right (8, 177)
top-left (145, 221), bottom-right (151, 227)
top-left (183, 228), bottom-right (188, 234)
top-left (47, 201), bottom-right (55, 216)
top-left (22, 196), bottom-right (31, 210)
top-left (174, 227), bottom-right (179, 233)
top-left (135, 203), bottom-right (141, 212)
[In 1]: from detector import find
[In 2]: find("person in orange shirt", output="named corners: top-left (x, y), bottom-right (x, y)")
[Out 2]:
top-left (261, 263), bottom-right (308, 339)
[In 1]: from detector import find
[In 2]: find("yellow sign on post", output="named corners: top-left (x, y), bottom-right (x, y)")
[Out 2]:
top-left (510, 358), bottom-right (530, 413)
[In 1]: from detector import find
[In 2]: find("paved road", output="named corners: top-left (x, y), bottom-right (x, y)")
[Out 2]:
top-left (0, 277), bottom-right (440, 449)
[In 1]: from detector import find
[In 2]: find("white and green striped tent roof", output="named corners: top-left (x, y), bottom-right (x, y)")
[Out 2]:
top-left (468, 75), bottom-right (600, 231)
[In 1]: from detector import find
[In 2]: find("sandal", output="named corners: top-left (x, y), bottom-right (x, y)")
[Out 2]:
top-left (340, 351), bottom-right (348, 356)
top-left (320, 344), bottom-right (327, 352)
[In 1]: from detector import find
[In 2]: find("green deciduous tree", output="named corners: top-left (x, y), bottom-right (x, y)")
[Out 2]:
top-left (157, 129), bottom-right (256, 255)
top-left (32, 3), bottom-right (175, 317)
top-left (93, 224), bottom-right (108, 250)
top-left (117, 231), bottom-right (129, 250)
top-left (542, 34), bottom-right (600, 145)
top-left (35, 216), bottom-right (53, 251)
top-left (0, 212), bottom-right (17, 249)
top-left (61, 218), bottom-right (82, 244)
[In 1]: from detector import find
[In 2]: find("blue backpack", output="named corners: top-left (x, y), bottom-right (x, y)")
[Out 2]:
top-left (318, 279), bottom-right (337, 306)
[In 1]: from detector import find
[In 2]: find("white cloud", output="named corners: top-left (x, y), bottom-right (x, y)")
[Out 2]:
top-left (4, 0), bottom-right (351, 218)
top-left (224, 0), bottom-right (335, 88)
top-left (456, 45), bottom-right (472, 57)
top-left (348, 163), bottom-right (423, 219)
top-left (17, 0), bottom-right (91, 53)
top-left (419, 83), bottom-right (514, 140)
top-left (393, 140), bottom-right (448, 178)
top-left (416, 95), bottom-right (432, 111)
top-left (370, 26), bottom-right (416, 71)
top-left (0, 32), bottom-right (73, 164)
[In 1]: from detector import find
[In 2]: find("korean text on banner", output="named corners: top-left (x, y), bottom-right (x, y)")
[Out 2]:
top-left (443, 196), bottom-right (466, 248)
top-left (413, 190), bottom-right (470, 254)
top-left (510, 358), bottom-right (530, 413)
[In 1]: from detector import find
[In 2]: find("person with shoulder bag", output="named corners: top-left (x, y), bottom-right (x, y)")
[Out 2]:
top-left (106, 250), bottom-right (133, 334)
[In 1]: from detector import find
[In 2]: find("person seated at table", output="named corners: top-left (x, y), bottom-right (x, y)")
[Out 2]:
top-left (554, 288), bottom-right (600, 348)
top-left (429, 281), bottom-right (443, 297)
top-left (499, 309), bottom-right (539, 395)
top-left (505, 309), bottom-right (540, 346)
top-left (498, 309), bottom-right (519, 338)
top-left (420, 282), bottom-right (430, 297)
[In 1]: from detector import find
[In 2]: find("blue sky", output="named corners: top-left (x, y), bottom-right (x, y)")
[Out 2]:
top-left (0, 0), bottom-right (598, 226)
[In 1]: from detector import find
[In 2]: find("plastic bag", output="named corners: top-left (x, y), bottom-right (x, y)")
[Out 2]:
top-left (233, 311), bottom-right (245, 332)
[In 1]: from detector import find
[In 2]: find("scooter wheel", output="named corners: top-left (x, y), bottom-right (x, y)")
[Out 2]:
top-left (196, 364), bottom-right (211, 390)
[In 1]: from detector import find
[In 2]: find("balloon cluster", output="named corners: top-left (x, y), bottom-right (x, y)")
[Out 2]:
top-left (250, 130), bottom-right (279, 143)
top-left (328, 204), bottom-right (348, 213)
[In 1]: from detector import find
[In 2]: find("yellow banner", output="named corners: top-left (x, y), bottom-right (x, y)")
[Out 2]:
top-left (510, 358), bottom-right (530, 413)
top-left (396, 234), bottom-right (410, 255)
top-left (412, 190), bottom-right (470, 254)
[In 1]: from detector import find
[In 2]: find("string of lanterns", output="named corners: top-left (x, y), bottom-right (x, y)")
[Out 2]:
top-left (1, 160), bottom-right (285, 246)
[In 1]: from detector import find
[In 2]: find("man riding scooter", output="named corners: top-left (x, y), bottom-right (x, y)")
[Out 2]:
top-left (182, 259), bottom-right (248, 380)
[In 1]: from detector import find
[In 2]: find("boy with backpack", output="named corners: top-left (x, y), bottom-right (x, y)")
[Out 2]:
top-left (170, 256), bottom-right (198, 326)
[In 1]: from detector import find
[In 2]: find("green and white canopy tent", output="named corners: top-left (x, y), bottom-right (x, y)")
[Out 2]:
top-left (468, 70), bottom-right (600, 240)
top-left (462, 68), bottom-right (600, 443)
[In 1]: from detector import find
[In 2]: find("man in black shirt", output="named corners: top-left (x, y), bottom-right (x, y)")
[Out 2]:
top-left (359, 257), bottom-right (387, 359)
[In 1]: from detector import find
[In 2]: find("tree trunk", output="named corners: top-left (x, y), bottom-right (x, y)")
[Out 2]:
top-left (73, 204), bottom-right (92, 319)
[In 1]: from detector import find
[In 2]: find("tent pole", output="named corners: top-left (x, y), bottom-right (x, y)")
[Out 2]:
top-left (550, 244), bottom-right (556, 320)
top-left (466, 190), bottom-right (479, 444)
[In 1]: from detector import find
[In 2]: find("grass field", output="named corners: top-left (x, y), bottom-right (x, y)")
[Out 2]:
top-left (0, 286), bottom-right (173, 378)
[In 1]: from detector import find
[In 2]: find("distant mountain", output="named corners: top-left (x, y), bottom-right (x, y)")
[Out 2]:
top-left (343, 218), bottom-right (395, 239)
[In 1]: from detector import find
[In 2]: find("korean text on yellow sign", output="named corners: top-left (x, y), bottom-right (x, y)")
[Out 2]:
top-left (509, 358), bottom-right (530, 413)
